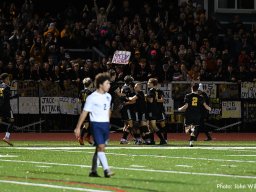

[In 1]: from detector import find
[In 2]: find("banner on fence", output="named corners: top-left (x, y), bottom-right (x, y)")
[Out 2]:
top-left (218, 84), bottom-right (239, 99)
top-left (200, 83), bottom-right (217, 98)
top-left (209, 98), bottom-right (222, 120)
top-left (243, 101), bottom-right (256, 122)
top-left (41, 97), bottom-right (60, 114)
top-left (164, 98), bottom-right (174, 115)
top-left (59, 97), bottom-right (80, 115)
top-left (10, 98), bottom-right (18, 114)
top-left (112, 51), bottom-right (131, 64)
top-left (19, 97), bottom-right (40, 114)
top-left (222, 101), bottom-right (241, 118)
top-left (241, 82), bottom-right (256, 99)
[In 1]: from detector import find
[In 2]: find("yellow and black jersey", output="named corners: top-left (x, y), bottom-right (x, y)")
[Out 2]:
top-left (0, 83), bottom-right (11, 111)
top-left (79, 88), bottom-right (92, 109)
top-left (184, 93), bottom-right (204, 125)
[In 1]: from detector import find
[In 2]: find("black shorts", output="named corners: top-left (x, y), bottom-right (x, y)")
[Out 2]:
top-left (0, 109), bottom-right (13, 118)
top-left (121, 108), bottom-right (133, 121)
top-left (133, 112), bottom-right (147, 122)
top-left (156, 112), bottom-right (166, 121)
top-left (147, 111), bottom-right (158, 121)
top-left (0, 110), bottom-right (14, 122)
top-left (185, 117), bottom-right (200, 126)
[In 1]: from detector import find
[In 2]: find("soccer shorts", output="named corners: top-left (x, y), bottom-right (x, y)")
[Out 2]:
top-left (121, 108), bottom-right (133, 121)
top-left (133, 112), bottom-right (147, 122)
top-left (90, 122), bottom-right (110, 145)
top-left (156, 112), bottom-right (166, 121)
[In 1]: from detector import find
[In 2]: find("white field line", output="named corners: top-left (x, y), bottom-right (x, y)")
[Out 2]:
top-left (221, 164), bottom-right (237, 167)
top-left (130, 165), bottom-right (146, 168)
top-left (35, 165), bottom-right (52, 168)
top-left (0, 155), bottom-right (18, 158)
top-left (227, 155), bottom-right (256, 157)
top-left (0, 180), bottom-right (110, 192)
top-left (175, 165), bottom-right (193, 168)
top-left (65, 151), bottom-right (256, 164)
top-left (8, 146), bottom-right (256, 150)
top-left (0, 159), bottom-right (255, 180)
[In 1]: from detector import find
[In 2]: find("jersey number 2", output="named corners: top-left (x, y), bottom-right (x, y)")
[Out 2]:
top-left (192, 97), bottom-right (198, 106)
top-left (104, 104), bottom-right (107, 110)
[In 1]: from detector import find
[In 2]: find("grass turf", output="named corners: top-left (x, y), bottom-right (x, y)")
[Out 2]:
top-left (0, 141), bottom-right (256, 192)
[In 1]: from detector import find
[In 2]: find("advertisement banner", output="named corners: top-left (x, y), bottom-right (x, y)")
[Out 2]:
top-left (209, 98), bottom-right (222, 120)
top-left (200, 83), bottom-right (217, 98)
top-left (19, 97), bottom-right (40, 114)
top-left (41, 97), bottom-right (60, 114)
top-left (243, 101), bottom-right (256, 123)
top-left (222, 101), bottom-right (241, 118)
top-left (241, 82), bottom-right (256, 99)
top-left (59, 97), bottom-right (80, 115)
top-left (10, 98), bottom-right (18, 114)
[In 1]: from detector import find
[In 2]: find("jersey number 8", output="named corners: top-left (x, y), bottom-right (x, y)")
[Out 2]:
top-left (192, 97), bottom-right (198, 106)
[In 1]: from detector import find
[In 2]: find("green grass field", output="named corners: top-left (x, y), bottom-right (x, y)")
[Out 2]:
top-left (0, 141), bottom-right (256, 192)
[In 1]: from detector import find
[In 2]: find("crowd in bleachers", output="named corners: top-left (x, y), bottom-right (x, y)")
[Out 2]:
top-left (0, 0), bottom-right (256, 88)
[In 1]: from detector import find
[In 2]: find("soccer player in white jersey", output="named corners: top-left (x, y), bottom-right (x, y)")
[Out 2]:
top-left (74, 73), bottom-right (114, 178)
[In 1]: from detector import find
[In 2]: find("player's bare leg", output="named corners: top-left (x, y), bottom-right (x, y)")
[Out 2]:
top-left (149, 120), bottom-right (166, 145)
top-left (2, 117), bottom-right (14, 147)
top-left (120, 120), bottom-right (133, 144)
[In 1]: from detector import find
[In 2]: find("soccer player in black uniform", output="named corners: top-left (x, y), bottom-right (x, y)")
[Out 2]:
top-left (178, 83), bottom-right (211, 147)
top-left (129, 83), bottom-right (148, 144)
top-left (120, 76), bottom-right (136, 144)
top-left (0, 73), bottom-right (14, 146)
top-left (197, 83), bottom-right (212, 141)
top-left (78, 77), bottom-right (93, 145)
top-left (156, 88), bottom-right (168, 142)
top-left (146, 78), bottom-right (167, 145)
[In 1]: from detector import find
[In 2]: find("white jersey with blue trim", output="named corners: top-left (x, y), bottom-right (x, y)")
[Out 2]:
top-left (83, 91), bottom-right (112, 122)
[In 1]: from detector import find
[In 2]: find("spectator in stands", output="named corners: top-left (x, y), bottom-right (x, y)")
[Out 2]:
top-left (40, 62), bottom-right (53, 81)
top-left (94, 0), bottom-right (113, 25)
top-left (237, 65), bottom-right (248, 82)
top-left (226, 64), bottom-right (237, 82)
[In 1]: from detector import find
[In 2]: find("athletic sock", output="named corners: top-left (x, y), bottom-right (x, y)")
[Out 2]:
top-left (156, 130), bottom-right (165, 141)
top-left (91, 152), bottom-right (98, 172)
top-left (122, 131), bottom-right (129, 140)
top-left (80, 128), bottom-right (87, 138)
top-left (5, 132), bottom-right (10, 140)
top-left (189, 140), bottom-right (194, 146)
top-left (162, 127), bottom-right (168, 141)
top-left (97, 152), bottom-right (109, 171)
top-left (150, 133), bottom-right (154, 142)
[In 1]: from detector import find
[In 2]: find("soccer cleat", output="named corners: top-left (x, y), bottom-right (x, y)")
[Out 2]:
top-left (2, 138), bottom-right (13, 146)
top-left (135, 139), bottom-right (142, 145)
top-left (147, 141), bottom-right (155, 145)
top-left (104, 169), bottom-right (115, 178)
top-left (89, 172), bottom-right (101, 177)
top-left (120, 139), bottom-right (129, 144)
top-left (78, 137), bottom-right (84, 145)
top-left (189, 141), bottom-right (194, 147)
top-left (159, 140), bottom-right (167, 145)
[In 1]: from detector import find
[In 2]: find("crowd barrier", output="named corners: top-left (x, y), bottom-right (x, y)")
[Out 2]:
top-left (4, 80), bottom-right (256, 132)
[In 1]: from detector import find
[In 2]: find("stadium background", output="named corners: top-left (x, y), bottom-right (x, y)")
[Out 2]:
top-left (0, 0), bottom-right (256, 133)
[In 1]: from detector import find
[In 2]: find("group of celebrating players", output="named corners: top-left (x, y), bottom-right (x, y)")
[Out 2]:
top-left (77, 71), bottom-right (212, 147)
top-left (0, 71), bottom-right (212, 177)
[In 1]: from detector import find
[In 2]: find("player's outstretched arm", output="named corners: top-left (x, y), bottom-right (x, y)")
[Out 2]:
top-left (74, 111), bottom-right (89, 138)
top-left (178, 103), bottom-right (188, 112)
top-left (203, 102), bottom-right (211, 112)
